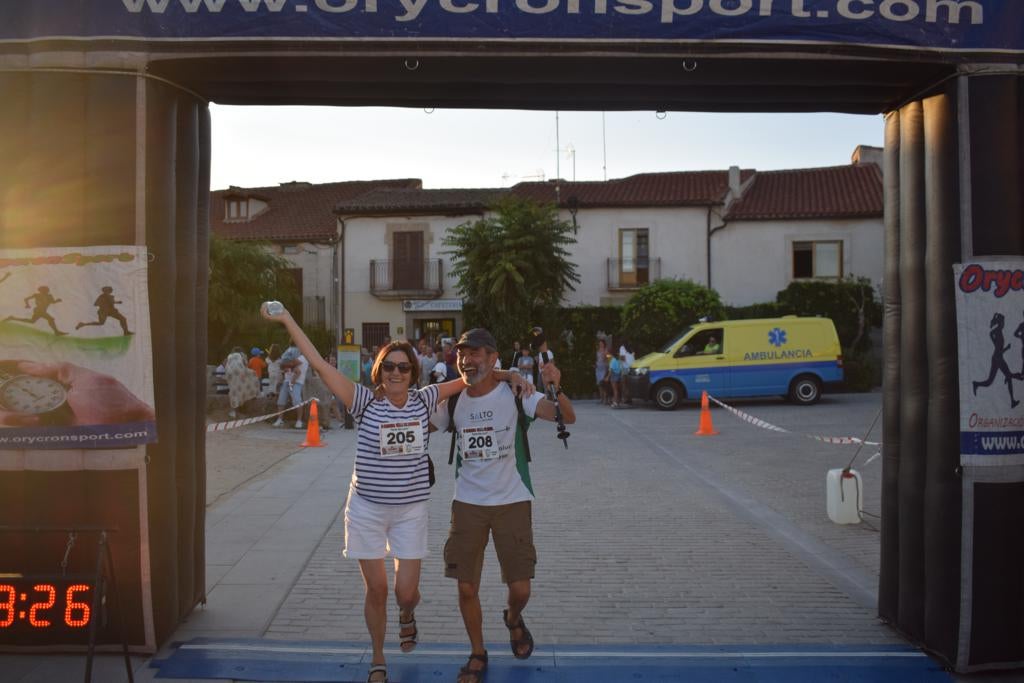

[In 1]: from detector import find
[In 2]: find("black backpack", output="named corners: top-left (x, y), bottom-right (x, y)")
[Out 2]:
top-left (446, 390), bottom-right (532, 465)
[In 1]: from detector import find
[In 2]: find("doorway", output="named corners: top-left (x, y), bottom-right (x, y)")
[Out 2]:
top-left (413, 318), bottom-right (456, 346)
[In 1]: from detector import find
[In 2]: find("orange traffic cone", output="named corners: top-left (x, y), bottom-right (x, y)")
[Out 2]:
top-left (694, 391), bottom-right (718, 436)
top-left (301, 400), bottom-right (325, 447)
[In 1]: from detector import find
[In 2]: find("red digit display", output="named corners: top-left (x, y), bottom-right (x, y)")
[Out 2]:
top-left (0, 585), bottom-right (14, 627)
top-left (28, 584), bottom-right (56, 627)
top-left (0, 576), bottom-right (98, 643)
top-left (64, 585), bottom-right (91, 627)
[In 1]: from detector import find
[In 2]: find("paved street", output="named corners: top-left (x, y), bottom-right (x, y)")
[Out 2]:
top-left (264, 393), bottom-right (892, 646)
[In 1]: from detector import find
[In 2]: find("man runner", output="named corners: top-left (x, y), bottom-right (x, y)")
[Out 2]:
top-left (437, 328), bottom-right (576, 683)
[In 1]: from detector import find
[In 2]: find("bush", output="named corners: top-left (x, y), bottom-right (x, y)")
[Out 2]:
top-left (841, 349), bottom-right (880, 392)
top-left (774, 277), bottom-right (881, 352)
top-left (620, 279), bottom-right (725, 356)
top-left (724, 302), bottom-right (786, 320)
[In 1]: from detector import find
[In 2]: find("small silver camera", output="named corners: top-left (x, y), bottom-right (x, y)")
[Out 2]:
top-left (265, 300), bottom-right (284, 316)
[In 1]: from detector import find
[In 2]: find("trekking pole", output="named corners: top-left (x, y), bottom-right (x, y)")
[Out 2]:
top-left (548, 383), bottom-right (570, 449)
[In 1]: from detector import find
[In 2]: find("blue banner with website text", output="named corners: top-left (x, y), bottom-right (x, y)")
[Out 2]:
top-left (0, 0), bottom-right (1020, 52)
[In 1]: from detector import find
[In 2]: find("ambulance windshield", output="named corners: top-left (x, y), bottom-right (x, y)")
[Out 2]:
top-left (659, 327), bottom-right (693, 354)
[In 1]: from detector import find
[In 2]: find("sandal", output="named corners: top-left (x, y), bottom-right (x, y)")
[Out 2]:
top-left (367, 663), bottom-right (388, 683)
top-left (503, 608), bottom-right (535, 659)
top-left (457, 651), bottom-right (488, 683)
top-left (398, 611), bottom-right (418, 653)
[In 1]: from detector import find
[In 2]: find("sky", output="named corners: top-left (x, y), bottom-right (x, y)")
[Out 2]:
top-left (209, 105), bottom-right (884, 191)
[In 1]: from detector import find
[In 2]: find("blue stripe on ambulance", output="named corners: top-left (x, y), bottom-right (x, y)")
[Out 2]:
top-left (648, 360), bottom-right (842, 399)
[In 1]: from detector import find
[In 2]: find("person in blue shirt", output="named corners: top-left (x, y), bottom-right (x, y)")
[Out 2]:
top-left (608, 353), bottom-right (622, 407)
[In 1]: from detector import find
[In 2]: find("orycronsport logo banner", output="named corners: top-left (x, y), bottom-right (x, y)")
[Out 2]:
top-left (955, 260), bottom-right (1024, 467)
top-left (0, 0), bottom-right (1019, 52)
top-left (0, 246), bottom-right (157, 451)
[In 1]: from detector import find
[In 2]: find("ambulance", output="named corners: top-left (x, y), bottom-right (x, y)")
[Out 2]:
top-left (626, 316), bottom-right (844, 410)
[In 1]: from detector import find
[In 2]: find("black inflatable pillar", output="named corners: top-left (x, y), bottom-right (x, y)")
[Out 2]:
top-left (880, 74), bottom-right (1024, 672)
top-left (0, 70), bottom-right (209, 649)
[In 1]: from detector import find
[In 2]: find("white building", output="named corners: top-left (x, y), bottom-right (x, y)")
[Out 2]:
top-left (211, 178), bottom-right (421, 335)
top-left (713, 158), bottom-right (884, 306)
top-left (212, 149), bottom-right (883, 350)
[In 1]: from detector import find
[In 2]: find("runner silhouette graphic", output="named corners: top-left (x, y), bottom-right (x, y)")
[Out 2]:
top-left (4, 285), bottom-right (67, 336)
top-left (75, 286), bottom-right (133, 336)
top-left (973, 312), bottom-right (1018, 408)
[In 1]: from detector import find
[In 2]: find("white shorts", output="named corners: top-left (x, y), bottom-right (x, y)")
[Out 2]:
top-left (343, 486), bottom-right (429, 560)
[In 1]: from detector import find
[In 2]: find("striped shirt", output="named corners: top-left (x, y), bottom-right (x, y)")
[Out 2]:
top-left (350, 383), bottom-right (440, 505)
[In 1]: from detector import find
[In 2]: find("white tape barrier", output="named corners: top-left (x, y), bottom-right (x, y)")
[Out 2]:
top-left (206, 399), bottom-right (315, 433)
top-left (706, 394), bottom-right (882, 448)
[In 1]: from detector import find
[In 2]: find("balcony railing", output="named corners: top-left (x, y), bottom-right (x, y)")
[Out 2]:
top-left (607, 257), bottom-right (660, 290)
top-left (370, 258), bottom-right (444, 299)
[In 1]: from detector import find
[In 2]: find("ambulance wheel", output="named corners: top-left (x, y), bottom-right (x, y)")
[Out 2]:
top-left (653, 381), bottom-right (683, 410)
top-left (789, 375), bottom-right (821, 405)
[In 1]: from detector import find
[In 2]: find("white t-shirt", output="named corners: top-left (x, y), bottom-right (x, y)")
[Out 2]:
top-left (618, 346), bottom-right (634, 372)
top-left (432, 382), bottom-right (542, 506)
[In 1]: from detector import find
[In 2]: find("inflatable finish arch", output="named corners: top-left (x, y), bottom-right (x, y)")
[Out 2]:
top-left (0, 0), bottom-right (1021, 672)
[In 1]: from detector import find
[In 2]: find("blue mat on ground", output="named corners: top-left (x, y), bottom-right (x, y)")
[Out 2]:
top-left (150, 639), bottom-right (952, 682)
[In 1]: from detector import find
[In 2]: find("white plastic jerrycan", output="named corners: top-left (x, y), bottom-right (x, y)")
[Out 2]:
top-left (826, 468), bottom-right (862, 525)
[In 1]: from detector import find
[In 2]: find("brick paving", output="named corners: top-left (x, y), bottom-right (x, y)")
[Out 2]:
top-left (265, 394), bottom-right (899, 647)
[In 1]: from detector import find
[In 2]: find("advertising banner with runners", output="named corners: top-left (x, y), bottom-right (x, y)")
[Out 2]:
top-left (0, 246), bottom-right (157, 450)
top-left (0, 1), bottom-right (1020, 53)
top-left (955, 259), bottom-right (1024, 467)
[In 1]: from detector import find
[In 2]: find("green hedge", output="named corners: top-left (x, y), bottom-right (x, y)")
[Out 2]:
top-left (532, 305), bottom-right (622, 399)
top-left (723, 302), bottom-right (786, 320)
top-left (773, 278), bottom-right (881, 352)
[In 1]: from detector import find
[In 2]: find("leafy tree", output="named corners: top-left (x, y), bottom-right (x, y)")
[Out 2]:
top-left (443, 197), bottom-right (580, 346)
top-left (620, 279), bottom-right (725, 356)
top-left (207, 235), bottom-right (298, 359)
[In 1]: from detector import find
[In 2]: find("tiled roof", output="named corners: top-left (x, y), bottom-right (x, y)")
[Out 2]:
top-left (725, 164), bottom-right (882, 221)
top-left (328, 171), bottom-right (755, 215)
top-left (211, 179), bottom-right (422, 241)
top-left (211, 165), bottom-right (882, 237)
top-left (334, 188), bottom-right (506, 215)
top-left (509, 170), bottom-right (755, 207)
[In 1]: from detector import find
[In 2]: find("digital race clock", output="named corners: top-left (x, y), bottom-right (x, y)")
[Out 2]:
top-left (0, 574), bottom-right (101, 645)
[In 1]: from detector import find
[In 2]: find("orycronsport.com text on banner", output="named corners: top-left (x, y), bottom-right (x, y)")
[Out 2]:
top-left (0, 0), bottom-right (1020, 51)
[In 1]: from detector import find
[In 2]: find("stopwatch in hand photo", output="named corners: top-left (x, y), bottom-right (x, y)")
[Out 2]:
top-left (0, 370), bottom-right (69, 416)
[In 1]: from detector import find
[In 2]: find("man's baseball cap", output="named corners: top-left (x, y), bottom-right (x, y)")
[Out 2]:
top-left (455, 328), bottom-right (497, 351)
top-left (250, 347), bottom-right (263, 356)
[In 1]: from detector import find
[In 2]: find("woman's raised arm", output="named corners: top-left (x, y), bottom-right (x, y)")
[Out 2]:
top-left (261, 303), bottom-right (358, 410)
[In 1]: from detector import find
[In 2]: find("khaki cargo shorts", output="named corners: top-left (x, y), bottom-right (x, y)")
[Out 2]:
top-left (444, 499), bottom-right (536, 584)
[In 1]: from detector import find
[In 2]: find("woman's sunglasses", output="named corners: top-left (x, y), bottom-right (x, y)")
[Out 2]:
top-left (380, 361), bottom-right (413, 374)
